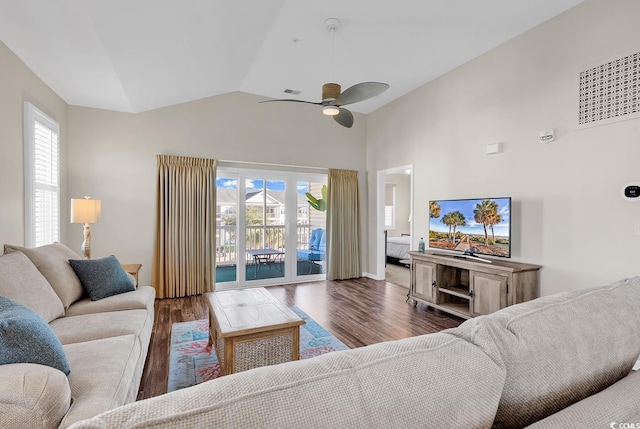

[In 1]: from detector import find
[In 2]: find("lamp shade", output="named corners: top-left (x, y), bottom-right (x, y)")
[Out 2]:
top-left (70, 197), bottom-right (101, 224)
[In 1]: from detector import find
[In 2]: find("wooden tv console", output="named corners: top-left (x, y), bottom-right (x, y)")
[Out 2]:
top-left (408, 251), bottom-right (542, 319)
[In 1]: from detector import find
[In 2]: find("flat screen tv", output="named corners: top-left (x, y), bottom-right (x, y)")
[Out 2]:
top-left (428, 197), bottom-right (511, 259)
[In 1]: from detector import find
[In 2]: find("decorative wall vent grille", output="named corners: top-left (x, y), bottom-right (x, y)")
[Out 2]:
top-left (579, 51), bottom-right (640, 125)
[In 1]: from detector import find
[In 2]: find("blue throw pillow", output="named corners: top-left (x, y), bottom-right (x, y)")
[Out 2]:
top-left (0, 296), bottom-right (70, 375)
top-left (69, 255), bottom-right (136, 301)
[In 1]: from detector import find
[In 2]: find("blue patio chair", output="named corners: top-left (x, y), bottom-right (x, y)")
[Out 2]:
top-left (297, 228), bottom-right (326, 274)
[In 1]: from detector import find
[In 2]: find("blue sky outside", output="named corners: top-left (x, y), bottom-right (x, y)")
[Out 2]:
top-left (429, 198), bottom-right (511, 237)
top-left (216, 178), bottom-right (309, 194)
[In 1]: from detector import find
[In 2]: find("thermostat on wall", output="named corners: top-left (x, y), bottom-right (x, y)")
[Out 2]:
top-left (621, 182), bottom-right (640, 202)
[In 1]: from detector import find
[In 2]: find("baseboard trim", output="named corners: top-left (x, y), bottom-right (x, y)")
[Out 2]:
top-left (363, 272), bottom-right (385, 281)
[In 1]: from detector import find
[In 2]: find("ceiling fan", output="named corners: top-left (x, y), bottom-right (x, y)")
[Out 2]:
top-left (261, 18), bottom-right (389, 128)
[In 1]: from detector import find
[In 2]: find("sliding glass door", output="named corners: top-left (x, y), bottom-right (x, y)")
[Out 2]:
top-left (216, 167), bottom-right (326, 289)
top-left (296, 181), bottom-right (326, 277)
top-left (216, 175), bottom-right (238, 283)
top-left (244, 178), bottom-right (286, 282)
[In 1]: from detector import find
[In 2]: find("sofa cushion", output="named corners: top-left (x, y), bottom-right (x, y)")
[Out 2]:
top-left (0, 296), bottom-right (70, 375)
top-left (449, 276), bottom-right (640, 429)
top-left (525, 369), bottom-right (640, 428)
top-left (69, 255), bottom-right (136, 301)
top-left (309, 228), bottom-right (323, 249)
top-left (65, 286), bottom-right (155, 317)
top-left (0, 251), bottom-right (64, 322)
top-left (4, 243), bottom-right (84, 310)
top-left (60, 335), bottom-right (142, 428)
top-left (67, 332), bottom-right (506, 429)
top-left (296, 248), bottom-right (325, 261)
top-left (50, 309), bottom-right (150, 345)
top-left (318, 228), bottom-right (326, 251)
top-left (0, 363), bottom-right (71, 429)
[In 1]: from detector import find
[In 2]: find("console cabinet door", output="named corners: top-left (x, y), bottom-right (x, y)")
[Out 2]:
top-left (413, 261), bottom-right (437, 303)
top-left (469, 271), bottom-right (507, 317)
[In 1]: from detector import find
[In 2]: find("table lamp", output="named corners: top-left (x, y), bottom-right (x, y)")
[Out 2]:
top-left (70, 196), bottom-right (101, 259)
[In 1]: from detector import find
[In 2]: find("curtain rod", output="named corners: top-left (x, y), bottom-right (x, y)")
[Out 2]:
top-left (218, 159), bottom-right (328, 172)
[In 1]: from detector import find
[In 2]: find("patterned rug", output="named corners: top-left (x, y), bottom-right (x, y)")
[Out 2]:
top-left (167, 306), bottom-right (349, 392)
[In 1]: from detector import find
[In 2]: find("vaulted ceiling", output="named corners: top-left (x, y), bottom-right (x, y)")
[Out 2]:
top-left (0, 0), bottom-right (583, 114)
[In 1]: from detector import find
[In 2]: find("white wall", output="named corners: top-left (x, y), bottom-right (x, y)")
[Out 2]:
top-left (0, 41), bottom-right (69, 248)
top-left (67, 92), bottom-right (367, 285)
top-left (367, 0), bottom-right (640, 294)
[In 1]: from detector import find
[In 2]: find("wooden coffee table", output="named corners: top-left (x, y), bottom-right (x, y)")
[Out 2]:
top-left (205, 287), bottom-right (305, 375)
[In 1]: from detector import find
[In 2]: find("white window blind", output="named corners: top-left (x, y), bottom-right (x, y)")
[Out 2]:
top-left (384, 206), bottom-right (395, 228)
top-left (24, 102), bottom-right (60, 247)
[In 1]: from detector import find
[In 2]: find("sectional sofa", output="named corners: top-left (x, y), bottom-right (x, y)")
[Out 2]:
top-left (0, 243), bottom-right (155, 429)
top-left (2, 242), bottom-right (639, 428)
top-left (70, 276), bottom-right (640, 428)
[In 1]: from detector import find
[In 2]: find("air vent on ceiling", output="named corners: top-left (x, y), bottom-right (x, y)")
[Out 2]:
top-left (283, 89), bottom-right (301, 95)
top-left (579, 51), bottom-right (639, 126)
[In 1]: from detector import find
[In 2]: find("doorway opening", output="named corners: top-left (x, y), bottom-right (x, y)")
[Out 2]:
top-left (376, 165), bottom-right (413, 288)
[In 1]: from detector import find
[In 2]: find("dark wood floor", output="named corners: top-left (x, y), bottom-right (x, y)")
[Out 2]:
top-left (136, 278), bottom-right (463, 400)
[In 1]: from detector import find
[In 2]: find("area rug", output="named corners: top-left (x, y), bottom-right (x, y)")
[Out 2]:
top-left (167, 306), bottom-right (349, 392)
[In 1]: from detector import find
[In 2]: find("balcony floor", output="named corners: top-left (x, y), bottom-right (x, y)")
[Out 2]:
top-left (216, 260), bottom-right (323, 283)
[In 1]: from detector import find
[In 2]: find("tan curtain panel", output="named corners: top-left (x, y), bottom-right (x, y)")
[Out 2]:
top-left (326, 168), bottom-right (361, 280)
top-left (152, 155), bottom-right (217, 298)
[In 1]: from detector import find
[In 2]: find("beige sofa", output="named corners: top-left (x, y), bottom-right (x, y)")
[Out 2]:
top-left (0, 243), bottom-right (155, 429)
top-left (69, 276), bottom-right (640, 429)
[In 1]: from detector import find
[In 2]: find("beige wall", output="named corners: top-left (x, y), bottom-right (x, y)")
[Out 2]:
top-left (67, 93), bottom-right (367, 285)
top-left (385, 173), bottom-right (411, 237)
top-left (0, 41), bottom-right (68, 248)
top-left (4, 0), bottom-right (639, 294)
top-left (367, 0), bottom-right (640, 294)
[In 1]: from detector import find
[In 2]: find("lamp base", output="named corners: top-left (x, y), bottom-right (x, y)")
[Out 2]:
top-left (81, 223), bottom-right (92, 259)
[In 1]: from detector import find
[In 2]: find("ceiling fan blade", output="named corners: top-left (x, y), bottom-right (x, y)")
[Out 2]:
top-left (333, 82), bottom-right (389, 106)
top-left (260, 99), bottom-right (322, 106)
top-left (333, 108), bottom-right (354, 128)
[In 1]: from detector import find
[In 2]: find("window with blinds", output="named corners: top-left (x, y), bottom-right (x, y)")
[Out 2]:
top-left (384, 183), bottom-right (396, 229)
top-left (24, 102), bottom-right (60, 247)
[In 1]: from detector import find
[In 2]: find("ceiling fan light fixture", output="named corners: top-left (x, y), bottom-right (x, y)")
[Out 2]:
top-left (323, 105), bottom-right (340, 116)
top-left (259, 17), bottom-right (388, 128)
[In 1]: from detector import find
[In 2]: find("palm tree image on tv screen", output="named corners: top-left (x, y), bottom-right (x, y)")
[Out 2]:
top-left (428, 197), bottom-right (511, 258)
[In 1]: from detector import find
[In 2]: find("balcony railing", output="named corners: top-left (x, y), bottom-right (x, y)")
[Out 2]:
top-left (216, 224), bottom-right (313, 266)
top-left (216, 225), bottom-right (236, 266)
